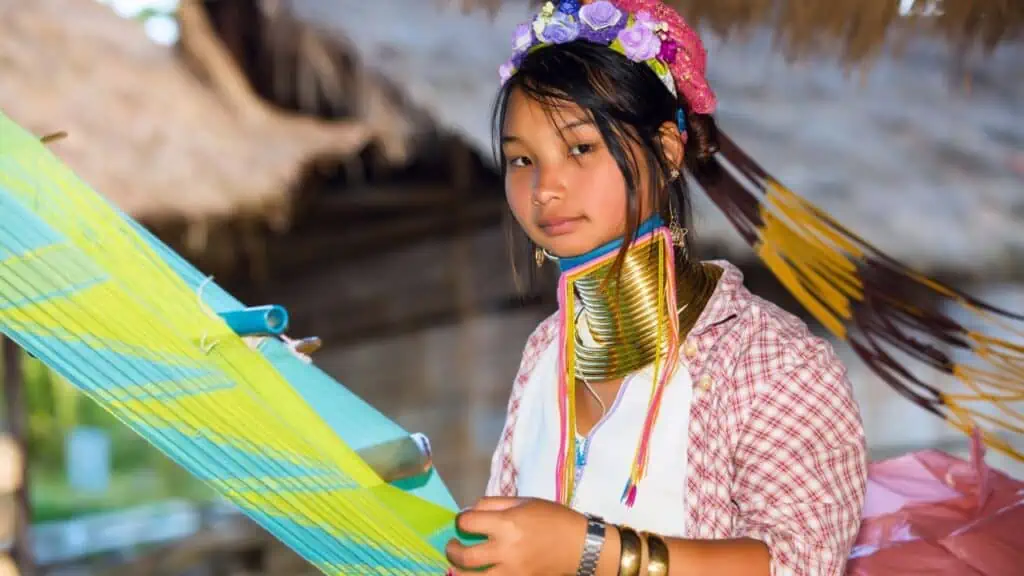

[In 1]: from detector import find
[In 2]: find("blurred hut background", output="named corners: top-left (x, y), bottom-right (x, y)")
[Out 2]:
top-left (0, 0), bottom-right (1022, 573)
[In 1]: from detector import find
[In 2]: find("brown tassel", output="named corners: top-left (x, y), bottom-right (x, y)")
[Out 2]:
top-left (40, 131), bottom-right (68, 144)
top-left (699, 129), bottom-right (1024, 461)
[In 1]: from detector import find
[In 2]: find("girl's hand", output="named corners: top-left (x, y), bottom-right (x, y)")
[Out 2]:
top-left (445, 496), bottom-right (588, 575)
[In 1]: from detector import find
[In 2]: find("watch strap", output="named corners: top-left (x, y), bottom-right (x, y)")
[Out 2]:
top-left (575, 513), bottom-right (606, 576)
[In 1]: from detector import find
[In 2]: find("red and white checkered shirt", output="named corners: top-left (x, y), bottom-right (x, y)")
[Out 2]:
top-left (485, 260), bottom-right (868, 576)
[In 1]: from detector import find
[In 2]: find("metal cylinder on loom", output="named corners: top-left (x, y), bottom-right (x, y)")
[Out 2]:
top-left (218, 305), bottom-right (290, 336)
top-left (356, 433), bottom-right (433, 484)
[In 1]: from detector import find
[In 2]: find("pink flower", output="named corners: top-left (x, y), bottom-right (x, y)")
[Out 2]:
top-left (617, 22), bottom-right (661, 62)
top-left (499, 61), bottom-right (516, 84)
top-left (512, 23), bottom-right (534, 53)
top-left (658, 38), bottom-right (679, 63)
top-left (579, 1), bottom-right (622, 30)
top-left (634, 10), bottom-right (657, 29)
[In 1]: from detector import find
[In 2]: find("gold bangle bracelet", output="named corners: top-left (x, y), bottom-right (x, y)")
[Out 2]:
top-left (643, 531), bottom-right (669, 576)
top-left (617, 525), bottom-right (642, 576)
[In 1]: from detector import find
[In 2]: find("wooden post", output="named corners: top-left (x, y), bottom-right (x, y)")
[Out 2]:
top-left (1, 337), bottom-right (31, 575)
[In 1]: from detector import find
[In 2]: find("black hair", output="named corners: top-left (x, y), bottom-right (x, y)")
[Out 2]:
top-left (491, 40), bottom-right (722, 289)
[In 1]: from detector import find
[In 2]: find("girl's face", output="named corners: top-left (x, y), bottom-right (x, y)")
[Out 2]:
top-left (501, 89), bottom-right (656, 258)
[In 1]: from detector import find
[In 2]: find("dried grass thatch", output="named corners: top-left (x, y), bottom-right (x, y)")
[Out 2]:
top-left (0, 0), bottom-right (412, 232)
top-left (451, 0), bottom-right (1024, 65)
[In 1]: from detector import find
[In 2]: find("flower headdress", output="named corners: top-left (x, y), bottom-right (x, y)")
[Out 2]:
top-left (499, 0), bottom-right (716, 115)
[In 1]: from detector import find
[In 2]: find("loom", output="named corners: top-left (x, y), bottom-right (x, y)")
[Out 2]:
top-left (0, 111), bottom-right (478, 574)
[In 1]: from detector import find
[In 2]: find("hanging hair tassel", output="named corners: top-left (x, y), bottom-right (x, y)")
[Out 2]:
top-left (620, 231), bottom-right (680, 507)
top-left (697, 129), bottom-right (1024, 461)
top-left (554, 272), bottom-right (577, 505)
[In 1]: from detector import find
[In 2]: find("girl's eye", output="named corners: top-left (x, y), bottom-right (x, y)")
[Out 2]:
top-left (569, 143), bottom-right (595, 156)
top-left (507, 156), bottom-right (531, 168)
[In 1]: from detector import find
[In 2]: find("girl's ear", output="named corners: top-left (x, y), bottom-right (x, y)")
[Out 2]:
top-left (657, 120), bottom-right (685, 173)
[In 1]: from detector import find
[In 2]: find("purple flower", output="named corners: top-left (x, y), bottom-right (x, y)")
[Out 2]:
top-left (536, 11), bottom-right (580, 44)
top-left (557, 0), bottom-right (581, 15)
top-left (579, 21), bottom-right (626, 44)
top-left (512, 22), bottom-right (534, 53)
top-left (499, 61), bottom-right (516, 84)
top-left (579, 1), bottom-right (622, 30)
top-left (634, 10), bottom-right (657, 29)
top-left (617, 22), bottom-right (661, 61)
top-left (658, 38), bottom-right (679, 63)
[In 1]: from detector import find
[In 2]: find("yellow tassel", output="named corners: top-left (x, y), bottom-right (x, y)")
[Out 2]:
top-left (564, 282), bottom-right (578, 505)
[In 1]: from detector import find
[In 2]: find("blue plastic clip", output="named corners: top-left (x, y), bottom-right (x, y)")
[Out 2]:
top-left (218, 305), bottom-right (289, 336)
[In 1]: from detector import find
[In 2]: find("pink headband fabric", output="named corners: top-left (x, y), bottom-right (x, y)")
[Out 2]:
top-left (499, 0), bottom-right (717, 115)
top-left (613, 0), bottom-right (716, 114)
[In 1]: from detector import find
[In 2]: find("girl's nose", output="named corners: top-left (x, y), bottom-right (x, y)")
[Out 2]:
top-left (531, 164), bottom-right (565, 206)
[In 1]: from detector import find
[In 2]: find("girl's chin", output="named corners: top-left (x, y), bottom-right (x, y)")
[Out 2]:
top-left (541, 236), bottom-right (611, 260)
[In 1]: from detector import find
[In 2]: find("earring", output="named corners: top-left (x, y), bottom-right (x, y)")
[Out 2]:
top-left (670, 169), bottom-right (681, 180)
top-left (669, 205), bottom-right (688, 249)
top-left (534, 246), bottom-right (545, 268)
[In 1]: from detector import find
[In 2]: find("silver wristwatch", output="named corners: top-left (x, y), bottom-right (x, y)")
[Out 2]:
top-left (575, 513), bottom-right (606, 576)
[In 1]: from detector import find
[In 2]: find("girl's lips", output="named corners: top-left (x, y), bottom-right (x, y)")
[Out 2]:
top-left (538, 217), bottom-right (582, 236)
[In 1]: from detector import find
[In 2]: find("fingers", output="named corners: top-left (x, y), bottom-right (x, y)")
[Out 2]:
top-left (446, 537), bottom-right (500, 573)
top-left (456, 507), bottom-right (508, 537)
top-left (456, 497), bottom-right (524, 535)
top-left (446, 497), bottom-right (528, 574)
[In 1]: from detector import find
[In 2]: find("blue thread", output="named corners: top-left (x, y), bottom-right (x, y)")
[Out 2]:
top-left (575, 435), bottom-right (589, 467)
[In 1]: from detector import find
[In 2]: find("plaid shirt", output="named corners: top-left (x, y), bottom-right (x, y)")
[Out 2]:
top-left (485, 260), bottom-right (868, 576)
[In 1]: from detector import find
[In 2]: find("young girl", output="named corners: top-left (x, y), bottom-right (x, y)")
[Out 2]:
top-left (444, 1), bottom-right (867, 575)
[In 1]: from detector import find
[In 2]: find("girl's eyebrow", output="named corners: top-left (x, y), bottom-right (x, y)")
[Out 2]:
top-left (555, 118), bottom-right (594, 133)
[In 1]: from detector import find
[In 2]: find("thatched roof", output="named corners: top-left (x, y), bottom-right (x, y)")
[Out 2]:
top-left (0, 0), bottom-right (411, 230)
top-left (454, 0), bottom-right (1024, 65)
top-left (290, 0), bottom-right (1024, 276)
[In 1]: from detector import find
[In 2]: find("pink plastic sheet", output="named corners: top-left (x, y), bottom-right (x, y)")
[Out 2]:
top-left (846, 431), bottom-right (1024, 575)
